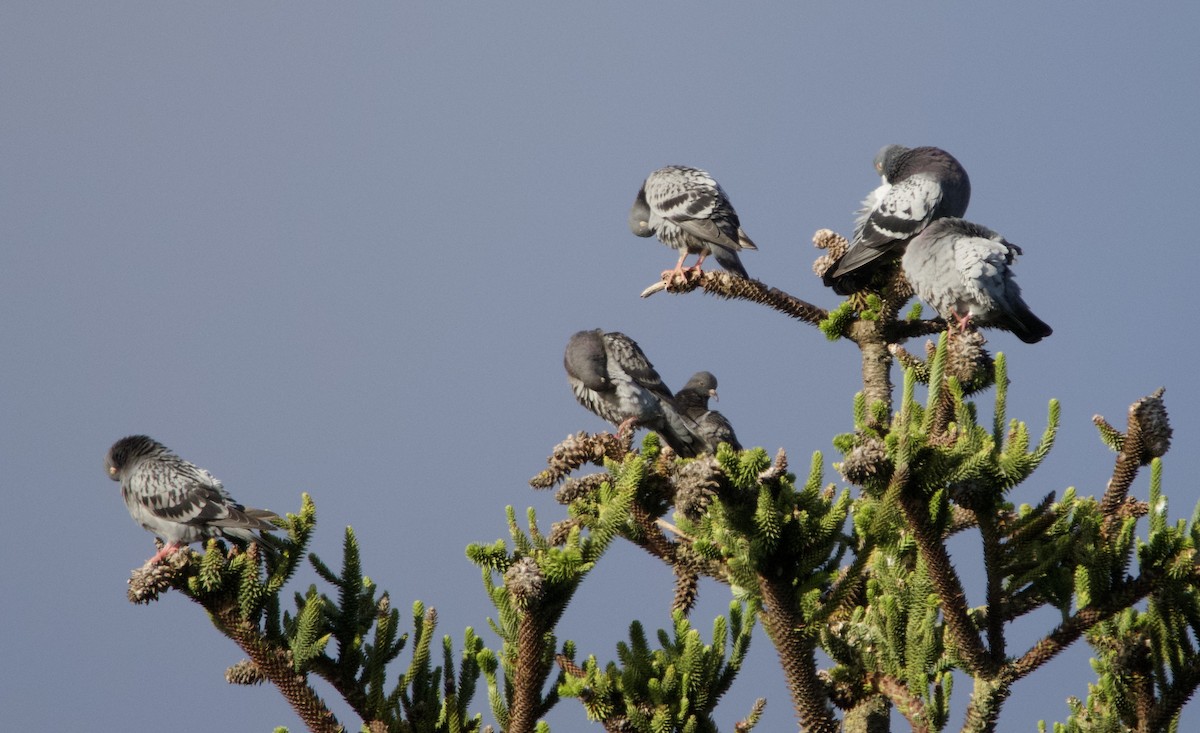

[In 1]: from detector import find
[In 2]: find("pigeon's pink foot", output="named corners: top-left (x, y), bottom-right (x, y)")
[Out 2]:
top-left (149, 542), bottom-right (184, 565)
top-left (616, 417), bottom-right (638, 442)
top-left (953, 312), bottom-right (973, 332)
top-left (661, 267), bottom-right (689, 286)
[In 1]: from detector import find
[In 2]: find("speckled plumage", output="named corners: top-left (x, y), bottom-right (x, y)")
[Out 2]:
top-left (902, 218), bottom-right (1052, 344)
top-left (105, 435), bottom-right (279, 563)
top-left (564, 329), bottom-right (702, 456)
top-left (827, 145), bottom-right (971, 294)
top-left (674, 371), bottom-right (742, 453)
top-left (630, 165), bottom-right (757, 280)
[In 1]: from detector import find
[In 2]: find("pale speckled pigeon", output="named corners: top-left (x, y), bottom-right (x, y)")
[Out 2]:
top-left (105, 435), bottom-right (279, 564)
top-left (902, 218), bottom-right (1052, 344)
top-left (630, 165), bottom-right (757, 282)
top-left (564, 329), bottom-right (702, 456)
top-left (674, 371), bottom-right (742, 453)
top-left (826, 145), bottom-right (970, 295)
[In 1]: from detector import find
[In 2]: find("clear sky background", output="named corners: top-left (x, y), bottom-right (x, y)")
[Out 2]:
top-left (3, 4), bottom-right (1199, 731)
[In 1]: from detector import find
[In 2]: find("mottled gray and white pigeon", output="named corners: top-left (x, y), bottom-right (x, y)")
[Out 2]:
top-left (826, 145), bottom-right (971, 295)
top-left (674, 371), bottom-right (742, 453)
top-left (564, 329), bottom-right (702, 456)
top-left (630, 165), bottom-right (757, 282)
top-left (105, 435), bottom-right (279, 564)
top-left (902, 218), bottom-right (1052, 344)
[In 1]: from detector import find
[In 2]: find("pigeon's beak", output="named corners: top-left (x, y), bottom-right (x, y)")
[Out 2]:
top-left (107, 465), bottom-right (118, 477)
top-left (709, 388), bottom-right (719, 402)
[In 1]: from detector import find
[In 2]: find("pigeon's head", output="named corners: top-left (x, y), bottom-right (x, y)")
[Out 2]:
top-left (874, 144), bottom-right (910, 181)
top-left (629, 188), bottom-right (655, 238)
top-left (682, 371), bottom-right (719, 402)
top-left (105, 434), bottom-right (167, 481)
top-left (564, 330), bottom-right (611, 390)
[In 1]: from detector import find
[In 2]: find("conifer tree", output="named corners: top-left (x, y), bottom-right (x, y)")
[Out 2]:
top-left (128, 229), bottom-right (1199, 733)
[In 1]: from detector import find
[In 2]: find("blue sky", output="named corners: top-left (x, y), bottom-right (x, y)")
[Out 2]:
top-left (3, 4), bottom-right (1199, 731)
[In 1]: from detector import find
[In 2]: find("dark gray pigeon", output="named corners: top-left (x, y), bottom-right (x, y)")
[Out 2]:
top-left (105, 435), bottom-right (279, 564)
top-left (674, 371), bottom-right (742, 453)
top-left (630, 165), bottom-right (757, 282)
top-left (564, 329), bottom-right (702, 456)
top-left (902, 218), bottom-right (1052, 344)
top-left (826, 145), bottom-right (970, 295)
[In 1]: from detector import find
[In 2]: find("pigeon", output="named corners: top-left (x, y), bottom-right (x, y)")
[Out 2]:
top-left (826, 145), bottom-right (971, 295)
top-left (674, 371), bottom-right (743, 453)
top-left (630, 165), bottom-right (757, 282)
top-left (105, 435), bottom-right (280, 564)
top-left (564, 329), bottom-right (702, 456)
top-left (901, 217), bottom-right (1052, 344)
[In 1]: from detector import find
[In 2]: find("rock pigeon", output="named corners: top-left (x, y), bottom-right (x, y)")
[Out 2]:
top-left (826, 145), bottom-right (971, 295)
top-left (630, 165), bottom-right (757, 282)
top-left (901, 217), bottom-right (1052, 344)
top-left (674, 371), bottom-right (742, 453)
top-left (564, 329), bottom-right (702, 456)
top-left (105, 435), bottom-right (279, 564)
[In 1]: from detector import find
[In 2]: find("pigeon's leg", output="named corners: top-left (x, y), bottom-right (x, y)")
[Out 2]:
top-left (685, 252), bottom-right (708, 280)
top-left (616, 417), bottom-right (638, 442)
top-left (946, 311), bottom-right (976, 340)
top-left (662, 250), bottom-right (692, 286)
top-left (149, 542), bottom-right (184, 564)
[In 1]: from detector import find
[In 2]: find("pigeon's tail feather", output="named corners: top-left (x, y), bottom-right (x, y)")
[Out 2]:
top-left (712, 248), bottom-right (749, 279)
top-left (219, 524), bottom-right (282, 560)
top-left (654, 407), bottom-right (705, 458)
top-left (1007, 308), bottom-right (1053, 344)
top-left (210, 505), bottom-right (280, 532)
top-left (825, 243), bottom-right (901, 294)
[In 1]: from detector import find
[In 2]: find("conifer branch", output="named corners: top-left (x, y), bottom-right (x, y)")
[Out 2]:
top-left (960, 677), bottom-right (1010, 733)
top-left (857, 335), bottom-right (895, 422)
top-left (639, 270), bottom-right (828, 325)
top-left (209, 599), bottom-right (346, 733)
top-left (1003, 573), bottom-right (1160, 682)
top-left (507, 611), bottom-right (549, 733)
top-left (977, 511), bottom-right (1006, 665)
top-left (757, 575), bottom-right (838, 733)
top-left (627, 499), bottom-right (676, 563)
top-left (1145, 649), bottom-right (1200, 732)
top-left (893, 466), bottom-right (993, 676)
top-left (1098, 389), bottom-right (1171, 534)
top-left (868, 672), bottom-right (930, 733)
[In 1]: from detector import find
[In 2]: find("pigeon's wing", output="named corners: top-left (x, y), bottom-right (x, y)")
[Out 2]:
top-left (645, 168), bottom-right (744, 251)
top-left (830, 147), bottom-right (970, 295)
top-left (675, 215), bottom-right (743, 252)
top-left (603, 332), bottom-right (674, 402)
top-left (698, 410), bottom-right (742, 452)
top-left (827, 175), bottom-right (944, 295)
top-left (128, 460), bottom-right (276, 531)
top-left (851, 182), bottom-right (889, 244)
top-left (647, 402), bottom-right (703, 457)
top-left (865, 172), bottom-right (944, 244)
top-left (951, 231), bottom-right (1012, 306)
top-left (953, 233), bottom-right (1052, 344)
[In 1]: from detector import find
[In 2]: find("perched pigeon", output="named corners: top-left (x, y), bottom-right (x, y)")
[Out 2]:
top-left (826, 145), bottom-right (971, 294)
top-left (564, 329), bottom-right (702, 456)
top-left (105, 435), bottom-right (279, 564)
top-left (630, 165), bottom-right (757, 282)
top-left (902, 218), bottom-right (1052, 344)
top-left (674, 371), bottom-right (742, 453)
